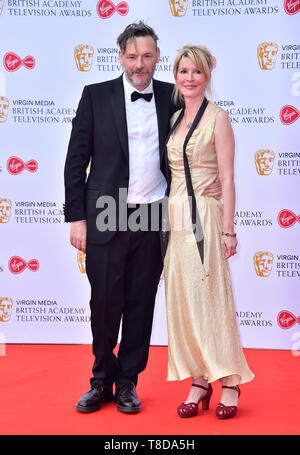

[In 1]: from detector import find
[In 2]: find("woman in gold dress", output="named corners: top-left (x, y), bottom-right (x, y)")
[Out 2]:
top-left (163, 46), bottom-right (254, 419)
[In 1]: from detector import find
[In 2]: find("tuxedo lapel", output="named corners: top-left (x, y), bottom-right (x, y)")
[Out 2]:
top-left (110, 75), bottom-right (129, 162)
top-left (153, 79), bottom-right (170, 164)
top-left (109, 77), bottom-right (171, 165)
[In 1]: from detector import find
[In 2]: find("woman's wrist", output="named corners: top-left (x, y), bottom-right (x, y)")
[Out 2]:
top-left (222, 231), bottom-right (236, 237)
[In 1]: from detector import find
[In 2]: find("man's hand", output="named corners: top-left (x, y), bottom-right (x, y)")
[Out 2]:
top-left (70, 220), bottom-right (87, 253)
top-left (202, 176), bottom-right (222, 199)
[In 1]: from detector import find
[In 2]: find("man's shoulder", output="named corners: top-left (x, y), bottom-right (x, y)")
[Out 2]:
top-left (153, 78), bottom-right (174, 91)
top-left (84, 76), bottom-right (122, 93)
top-left (84, 77), bottom-right (174, 94)
top-left (153, 79), bottom-right (177, 111)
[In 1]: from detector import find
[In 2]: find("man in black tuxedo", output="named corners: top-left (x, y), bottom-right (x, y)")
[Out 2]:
top-left (64, 22), bottom-right (219, 414)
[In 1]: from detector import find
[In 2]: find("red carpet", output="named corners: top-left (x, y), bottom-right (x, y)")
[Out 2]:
top-left (0, 345), bottom-right (299, 435)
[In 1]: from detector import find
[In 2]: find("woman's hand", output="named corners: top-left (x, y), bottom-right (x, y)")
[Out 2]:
top-left (202, 176), bottom-right (223, 199)
top-left (221, 234), bottom-right (238, 260)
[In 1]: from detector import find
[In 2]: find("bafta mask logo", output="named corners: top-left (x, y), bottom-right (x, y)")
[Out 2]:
top-left (0, 198), bottom-right (12, 223)
top-left (255, 150), bottom-right (275, 175)
top-left (169, 0), bottom-right (188, 16)
top-left (0, 96), bottom-right (9, 122)
top-left (257, 42), bottom-right (278, 70)
top-left (86, 160), bottom-right (91, 180)
top-left (253, 251), bottom-right (274, 277)
top-left (77, 251), bottom-right (86, 273)
top-left (74, 45), bottom-right (94, 72)
top-left (0, 298), bottom-right (13, 322)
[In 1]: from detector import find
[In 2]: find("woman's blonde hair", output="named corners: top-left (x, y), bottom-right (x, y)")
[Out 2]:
top-left (173, 45), bottom-right (214, 105)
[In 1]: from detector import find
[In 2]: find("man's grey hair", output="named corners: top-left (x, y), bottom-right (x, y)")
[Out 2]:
top-left (117, 21), bottom-right (159, 53)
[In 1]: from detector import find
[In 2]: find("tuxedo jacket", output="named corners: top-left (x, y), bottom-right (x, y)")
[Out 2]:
top-left (64, 75), bottom-right (177, 244)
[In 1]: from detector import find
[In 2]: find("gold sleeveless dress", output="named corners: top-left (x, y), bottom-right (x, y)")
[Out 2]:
top-left (164, 105), bottom-right (254, 385)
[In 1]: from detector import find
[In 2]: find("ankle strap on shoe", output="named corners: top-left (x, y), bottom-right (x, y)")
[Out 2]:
top-left (222, 385), bottom-right (240, 391)
top-left (191, 383), bottom-right (209, 391)
top-left (222, 385), bottom-right (240, 397)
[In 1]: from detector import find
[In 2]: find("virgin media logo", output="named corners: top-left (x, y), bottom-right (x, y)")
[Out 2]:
top-left (277, 209), bottom-right (300, 228)
top-left (3, 52), bottom-right (35, 72)
top-left (8, 256), bottom-right (39, 274)
top-left (7, 157), bottom-right (38, 175)
top-left (284, 0), bottom-right (300, 15)
top-left (279, 105), bottom-right (300, 125)
top-left (277, 310), bottom-right (300, 329)
top-left (96, 0), bottom-right (129, 18)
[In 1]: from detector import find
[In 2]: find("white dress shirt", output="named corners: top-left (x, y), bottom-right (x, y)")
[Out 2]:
top-left (123, 74), bottom-right (167, 204)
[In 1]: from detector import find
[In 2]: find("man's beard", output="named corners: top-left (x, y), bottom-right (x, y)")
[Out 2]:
top-left (125, 69), bottom-right (154, 89)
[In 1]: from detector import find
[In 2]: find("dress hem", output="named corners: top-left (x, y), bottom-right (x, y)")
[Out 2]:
top-left (166, 371), bottom-right (255, 385)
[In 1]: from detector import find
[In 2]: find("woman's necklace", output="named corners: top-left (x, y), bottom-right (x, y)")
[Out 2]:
top-left (184, 114), bottom-right (193, 129)
top-left (185, 118), bottom-right (192, 129)
top-left (184, 99), bottom-right (205, 129)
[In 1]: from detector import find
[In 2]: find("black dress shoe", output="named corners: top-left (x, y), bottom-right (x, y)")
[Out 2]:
top-left (115, 383), bottom-right (141, 413)
top-left (75, 385), bottom-right (114, 413)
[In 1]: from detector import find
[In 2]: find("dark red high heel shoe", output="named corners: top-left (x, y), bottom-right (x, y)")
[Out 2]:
top-left (177, 383), bottom-right (213, 418)
top-left (216, 385), bottom-right (241, 419)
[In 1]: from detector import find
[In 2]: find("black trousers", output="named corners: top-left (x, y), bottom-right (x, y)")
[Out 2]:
top-left (86, 203), bottom-right (163, 387)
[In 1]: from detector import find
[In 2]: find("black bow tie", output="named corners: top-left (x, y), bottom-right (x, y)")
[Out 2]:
top-left (131, 91), bottom-right (153, 102)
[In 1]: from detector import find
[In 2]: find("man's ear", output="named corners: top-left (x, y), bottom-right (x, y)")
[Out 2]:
top-left (119, 50), bottom-right (124, 66)
top-left (156, 47), bottom-right (161, 64)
